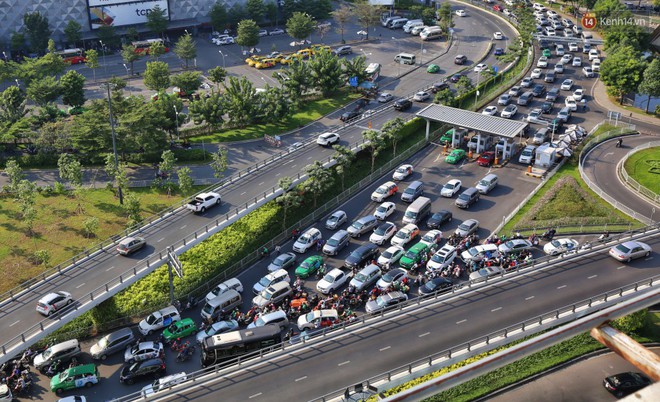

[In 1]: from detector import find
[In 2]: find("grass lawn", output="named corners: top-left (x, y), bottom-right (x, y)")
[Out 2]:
top-left (188, 90), bottom-right (360, 143)
top-left (0, 186), bottom-right (203, 294)
top-left (623, 147), bottom-right (660, 195)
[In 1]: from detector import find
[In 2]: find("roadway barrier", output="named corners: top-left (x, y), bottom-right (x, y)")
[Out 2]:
top-left (617, 140), bottom-right (660, 206)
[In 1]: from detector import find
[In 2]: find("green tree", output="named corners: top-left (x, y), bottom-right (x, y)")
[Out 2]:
top-left (189, 92), bottom-right (224, 133)
top-left (316, 23), bottom-right (331, 43)
top-left (209, 147), bottom-right (228, 178)
top-left (47, 39), bottom-right (57, 54)
top-left (23, 11), bottom-right (51, 54)
top-left (26, 76), bottom-right (60, 106)
top-left (381, 117), bottom-right (405, 157)
top-left (16, 180), bottom-right (37, 234)
top-left (342, 55), bottom-right (367, 86)
top-left (310, 0), bottom-right (333, 20)
top-left (276, 176), bottom-right (302, 230)
top-left (96, 25), bottom-right (121, 49)
top-left (177, 166), bottom-right (194, 195)
top-left (30, 119), bottom-right (72, 154)
top-left (173, 34), bottom-right (197, 69)
top-left (104, 153), bottom-right (128, 199)
top-left (247, 0), bottom-right (266, 24)
top-left (437, 2), bottom-right (454, 35)
top-left (362, 129), bottom-right (386, 172)
top-left (64, 20), bottom-right (82, 46)
top-left (125, 27), bottom-right (140, 42)
top-left (611, 309), bottom-right (647, 333)
top-left (209, 1), bottom-right (229, 31)
top-left (4, 159), bottom-right (23, 193)
top-left (149, 40), bottom-right (166, 60)
top-left (456, 76), bottom-right (474, 96)
top-left (83, 216), bottom-right (99, 238)
top-left (265, 2), bottom-right (278, 27)
top-left (287, 12), bottom-right (316, 44)
top-left (171, 71), bottom-right (202, 95)
top-left (85, 49), bottom-right (100, 82)
top-left (222, 76), bottom-right (258, 127)
top-left (148, 93), bottom-right (183, 139)
top-left (332, 145), bottom-right (355, 191)
top-left (276, 58), bottom-right (311, 107)
top-left (0, 85), bottom-right (28, 125)
top-left (637, 59), bottom-right (660, 113)
top-left (304, 161), bottom-right (332, 207)
top-left (59, 70), bottom-right (86, 107)
top-left (207, 66), bottom-right (227, 91)
top-left (121, 45), bottom-right (141, 76)
top-left (600, 45), bottom-right (646, 104)
top-left (307, 49), bottom-right (343, 96)
top-left (257, 86), bottom-right (291, 123)
top-left (124, 193), bottom-right (143, 228)
top-left (33, 249), bottom-right (51, 267)
top-left (11, 32), bottom-right (26, 53)
top-left (353, 0), bottom-right (382, 40)
top-left (331, 3), bottom-right (352, 43)
top-left (58, 153), bottom-right (83, 187)
top-left (228, 4), bottom-right (248, 28)
top-left (434, 88), bottom-right (458, 107)
top-left (604, 22), bottom-right (649, 52)
top-left (146, 4), bottom-right (169, 38)
top-left (420, 7), bottom-right (437, 26)
top-left (236, 19), bottom-right (260, 49)
top-left (593, 0), bottom-right (625, 20)
top-left (144, 61), bottom-right (171, 92)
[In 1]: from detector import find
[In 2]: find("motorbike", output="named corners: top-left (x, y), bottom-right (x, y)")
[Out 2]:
top-left (541, 229), bottom-right (556, 240)
top-left (176, 345), bottom-right (196, 362)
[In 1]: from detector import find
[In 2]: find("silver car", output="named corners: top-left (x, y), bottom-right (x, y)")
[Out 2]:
top-left (325, 210), bottom-right (347, 230)
top-left (455, 219), bottom-right (479, 237)
top-left (90, 327), bottom-right (136, 360)
top-left (608, 241), bottom-right (652, 262)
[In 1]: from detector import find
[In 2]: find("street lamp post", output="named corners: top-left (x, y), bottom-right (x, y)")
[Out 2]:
top-left (14, 79), bottom-right (19, 89)
top-left (122, 64), bottom-right (131, 96)
top-left (103, 83), bottom-right (123, 205)
top-left (218, 50), bottom-right (226, 69)
top-left (173, 105), bottom-right (180, 142)
top-left (99, 40), bottom-right (107, 74)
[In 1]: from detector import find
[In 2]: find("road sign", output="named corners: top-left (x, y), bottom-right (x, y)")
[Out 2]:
top-left (167, 246), bottom-right (183, 278)
top-left (349, 76), bottom-right (358, 87)
top-left (493, 66), bottom-right (499, 74)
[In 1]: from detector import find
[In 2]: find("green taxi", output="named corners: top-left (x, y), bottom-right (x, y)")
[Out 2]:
top-left (162, 317), bottom-right (197, 342)
top-left (440, 128), bottom-right (453, 145)
top-left (445, 149), bottom-right (466, 164)
top-left (427, 64), bottom-right (440, 73)
top-left (295, 255), bottom-right (323, 278)
top-left (399, 242), bottom-right (431, 270)
top-left (51, 364), bottom-right (99, 394)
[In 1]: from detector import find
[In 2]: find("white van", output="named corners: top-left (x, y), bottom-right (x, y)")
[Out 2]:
top-left (403, 20), bottom-right (424, 33)
top-left (402, 196), bottom-right (432, 224)
top-left (394, 53), bottom-right (416, 65)
top-left (519, 145), bottom-right (537, 164)
top-left (141, 372), bottom-right (188, 397)
top-left (382, 15), bottom-right (402, 27)
top-left (205, 277), bottom-right (244, 303)
top-left (201, 289), bottom-right (242, 321)
top-left (388, 18), bottom-right (409, 29)
top-left (421, 27), bottom-right (443, 41)
top-left (411, 25), bottom-right (428, 35)
top-left (475, 173), bottom-right (498, 195)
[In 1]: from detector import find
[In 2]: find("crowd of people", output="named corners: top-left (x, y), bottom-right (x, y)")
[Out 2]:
top-left (0, 352), bottom-right (33, 396)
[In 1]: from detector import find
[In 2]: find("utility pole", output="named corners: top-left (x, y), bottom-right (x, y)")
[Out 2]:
top-left (104, 83), bottom-right (123, 205)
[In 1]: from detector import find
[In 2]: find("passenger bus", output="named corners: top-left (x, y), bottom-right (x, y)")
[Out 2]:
top-left (55, 48), bottom-right (86, 64)
top-left (364, 62), bottom-right (381, 81)
top-left (200, 325), bottom-right (282, 368)
top-left (131, 39), bottom-right (169, 55)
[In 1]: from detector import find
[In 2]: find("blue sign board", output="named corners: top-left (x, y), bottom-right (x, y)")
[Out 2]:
top-left (349, 76), bottom-right (358, 87)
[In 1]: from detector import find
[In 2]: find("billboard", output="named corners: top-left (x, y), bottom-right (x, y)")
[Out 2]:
top-left (88, 0), bottom-right (169, 30)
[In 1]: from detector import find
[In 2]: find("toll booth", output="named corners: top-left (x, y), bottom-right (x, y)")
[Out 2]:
top-left (474, 134), bottom-right (493, 154)
top-left (496, 139), bottom-right (518, 160)
top-left (452, 127), bottom-right (467, 148)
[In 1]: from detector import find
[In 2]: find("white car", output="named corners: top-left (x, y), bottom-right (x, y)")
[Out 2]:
top-left (374, 201), bottom-right (396, 220)
top-left (537, 56), bottom-right (548, 68)
top-left (217, 36), bottom-right (234, 45)
top-left (608, 241), bottom-right (652, 262)
top-left (316, 268), bottom-right (349, 294)
top-left (583, 66), bottom-right (595, 78)
top-left (554, 63), bottom-right (564, 74)
top-left (375, 268), bottom-right (408, 291)
top-left (420, 229), bottom-right (443, 247)
top-left (36, 291), bottom-right (73, 316)
top-left (498, 239), bottom-right (533, 254)
top-left (573, 88), bottom-right (585, 102)
top-left (441, 179), bottom-right (462, 197)
top-left (493, 31), bottom-right (504, 40)
top-left (377, 246), bottom-right (405, 268)
top-left (392, 164), bottom-right (413, 180)
top-left (195, 320), bottom-right (239, 343)
top-left (469, 266), bottom-right (504, 282)
top-left (543, 238), bottom-right (579, 255)
top-left (377, 92), bottom-right (394, 103)
top-left (500, 104), bottom-right (518, 118)
top-left (292, 228), bottom-right (322, 253)
top-left (205, 278), bottom-right (244, 302)
top-left (482, 106), bottom-right (497, 116)
top-left (565, 96), bottom-right (577, 111)
top-left (572, 56), bottom-right (582, 67)
top-left (269, 28), bottom-right (285, 35)
top-left (561, 79), bottom-right (574, 90)
top-left (141, 372), bottom-right (188, 397)
top-left (427, 244), bottom-right (457, 272)
top-left (391, 224), bottom-right (419, 247)
top-left (592, 59), bottom-right (601, 72)
top-left (474, 63), bottom-right (488, 73)
top-left (456, 9), bottom-right (467, 17)
top-left (124, 341), bottom-right (164, 363)
top-left (370, 221), bottom-right (398, 245)
top-left (526, 109), bottom-right (545, 124)
top-left (560, 54), bottom-right (573, 64)
top-left (413, 91), bottom-right (431, 102)
top-left (371, 181), bottom-right (398, 202)
top-left (258, 29), bottom-right (269, 37)
top-left (588, 48), bottom-right (600, 61)
top-left (531, 68), bottom-right (542, 79)
top-left (461, 243), bottom-right (500, 262)
top-left (316, 132), bottom-right (340, 146)
top-left (325, 210), bottom-right (347, 230)
top-left (568, 42), bottom-right (579, 52)
top-left (252, 269), bottom-right (290, 295)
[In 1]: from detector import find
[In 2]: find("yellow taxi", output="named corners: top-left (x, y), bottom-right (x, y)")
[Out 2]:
top-left (245, 55), bottom-right (264, 67)
top-left (310, 44), bottom-right (331, 53)
top-left (296, 48), bottom-right (314, 59)
top-left (280, 53), bottom-right (303, 65)
top-left (255, 58), bottom-right (278, 69)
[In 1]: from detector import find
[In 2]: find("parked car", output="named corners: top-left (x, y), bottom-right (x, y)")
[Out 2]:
top-left (441, 179), bottom-right (462, 197)
top-left (445, 149), bottom-right (466, 164)
top-left (501, 104), bottom-right (518, 118)
top-left (427, 210), bottom-right (452, 228)
top-left (267, 252), bottom-right (297, 272)
top-left (498, 94), bottom-right (512, 105)
top-left (482, 106), bottom-right (498, 116)
top-left (608, 241), bottom-right (652, 262)
top-left (561, 79), bottom-right (574, 90)
top-left (477, 151), bottom-right (496, 166)
top-left (413, 91), bottom-right (431, 102)
top-left (377, 92), bottom-right (394, 103)
top-left (546, 87), bottom-right (560, 101)
top-left (394, 98), bottom-right (412, 111)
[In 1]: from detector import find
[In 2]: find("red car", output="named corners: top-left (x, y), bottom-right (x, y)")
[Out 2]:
top-left (493, 5), bottom-right (502, 11)
top-left (477, 151), bottom-right (496, 167)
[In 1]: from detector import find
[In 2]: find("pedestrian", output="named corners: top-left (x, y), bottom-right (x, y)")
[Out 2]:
top-left (292, 228), bottom-right (298, 240)
top-left (274, 245), bottom-right (281, 255)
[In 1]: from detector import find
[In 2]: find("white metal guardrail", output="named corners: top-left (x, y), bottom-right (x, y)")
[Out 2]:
top-left (618, 140), bottom-right (660, 206)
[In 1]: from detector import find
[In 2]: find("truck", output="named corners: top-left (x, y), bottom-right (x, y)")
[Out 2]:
top-left (186, 192), bottom-right (222, 213)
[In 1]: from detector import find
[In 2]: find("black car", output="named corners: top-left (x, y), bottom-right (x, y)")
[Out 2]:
top-left (394, 98), bottom-right (412, 111)
top-left (540, 101), bottom-right (553, 114)
top-left (344, 243), bottom-right (379, 268)
top-left (603, 372), bottom-right (651, 397)
top-left (545, 87), bottom-right (560, 101)
top-left (419, 277), bottom-right (453, 295)
top-left (431, 81), bottom-right (449, 93)
top-left (531, 84), bottom-right (546, 97)
top-left (427, 210), bottom-right (453, 229)
top-left (119, 358), bottom-right (166, 385)
top-left (450, 73), bottom-right (463, 83)
top-left (340, 110), bottom-right (361, 122)
top-left (355, 98), bottom-right (370, 109)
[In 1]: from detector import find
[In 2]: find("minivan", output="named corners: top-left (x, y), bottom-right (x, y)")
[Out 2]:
top-left (201, 289), bottom-right (242, 321)
top-left (323, 229), bottom-right (350, 255)
top-left (34, 339), bottom-right (82, 370)
top-left (421, 28), bottom-right (442, 41)
top-left (403, 20), bottom-right (424, 33)
top-left (388, 18), bottom-right (409, 29)
top-left (394, 52), bottom-right (416, 65)
top-left (252, 281), bottom-right (293, 308)
top-left (205, 277), bottom-right (244, 303)
top-left (517, 91), bottom-right (534, 106)
top-left (519, 145), bottom-right (537, 164)
top-left (532, 128), bottom-right (549, 145)
top-left (381, 15), bottom-right (402, 27)
top-left (401, 180), bottom-right (424, 202)
top-left (90, 327), bottom-right (136, 360)
top-left (402, 196), bottom-right (432, 224)
top-left (475, 173), bottom-right (498, 194)
top-left (347, 215), bottom-right (378, 237)
top-left (455, 187), bottom-right (480, 208)
top-left (557, 107), bottom-right (571, 123)
top-left (248, 310), bottom-right (289, 330)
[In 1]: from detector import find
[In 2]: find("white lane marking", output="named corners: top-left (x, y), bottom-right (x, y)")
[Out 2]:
top-left (307, 156), bottom-right (312, 160)
top-left (380, 346), bottom-right (391, 351)
top-left (295, 376), bottom-right (307, 382)
top-left (156, 238), bottom-right (165, 243)
top-left (588, 275), bottom-right (598, 279)
top-left (76, 283), bottom-right (85, 289)
top-left (291, 165), bottom-right (297, 168)
top-left (525, 296), bottom-right (535, 300)
top-left (604, 152), bottom-right (614, 157)
top-left (105, 266), bottom-right (115, 272)
top-left (456, 319), bottom-right (467, 324)
top-left (275, 172), bottom-right (281, 176)
top-left (283, 160), bottom-right (293, 165)
top-left (557, 285), bottom-right (566, 289)
top-left (9, 320), bottom-right (20, 327)
top-left (240, 191), bottom-right (246, 195)
top-left (617, 266), bottom-right (625, 270)
top-left (249, 393), bottom-right (262, 399)
top-left (180, 225), bottom-right (187, 229)
top-left (491, 307), bottom-right (502, 312)
top-left (258, 182), bottom-right (264, 186)
top-left (338, 361), bottom-right (350, 366)
top-left (419, 332), bottom-right (430, 338)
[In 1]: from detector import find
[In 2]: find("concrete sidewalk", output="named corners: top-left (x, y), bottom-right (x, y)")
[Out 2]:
top-left (592, 78), bottom-right (659, 129)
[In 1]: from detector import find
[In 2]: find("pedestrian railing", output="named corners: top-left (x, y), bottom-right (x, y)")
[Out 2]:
top-left (618, 140), bottom-right (660, 206)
